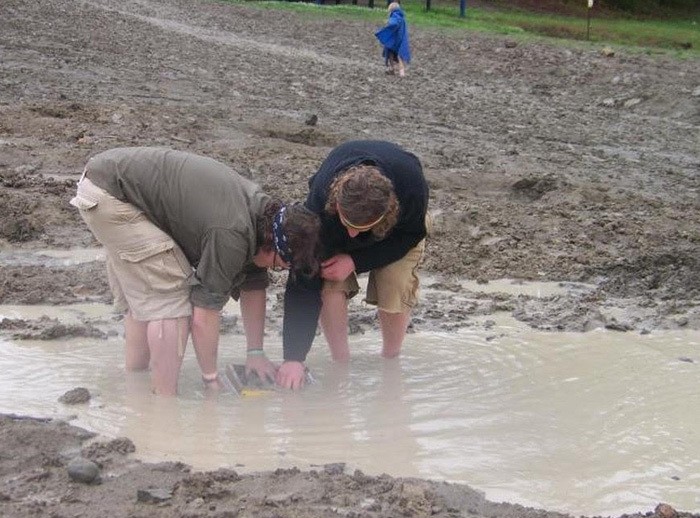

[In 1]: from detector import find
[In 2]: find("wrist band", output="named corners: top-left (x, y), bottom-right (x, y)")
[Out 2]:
top-left (202, 372), bottom-right (218, 383)
top-left (246, 349), bottom-right (266, 356)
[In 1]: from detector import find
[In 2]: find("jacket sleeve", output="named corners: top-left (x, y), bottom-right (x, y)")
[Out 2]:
top-left (282, 273), bottom-right (323, 362)
top-left (190, 228), bottom-right (248, 310)
top-left (375, 12), bottom-right (401, 44)
top-left (375, 20), bottom-right (398, 47)
top-left (278, 166), bottom-right (335, 362)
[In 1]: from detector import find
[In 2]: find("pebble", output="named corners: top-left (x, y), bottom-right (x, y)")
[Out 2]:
top-left (58, 387), bottom-right (91, 405)
top-left (655, 503), bottom-right (678, 518)
top-left (136, 488), bottom-right (173, 503)
top-left (66, 457), bottom-right (100, 484)
top-left (323, 462), bottom-right (346, 475)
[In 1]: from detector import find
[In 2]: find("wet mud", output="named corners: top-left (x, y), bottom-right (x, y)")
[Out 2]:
top-left (0, 0), bottom-right (698, 516)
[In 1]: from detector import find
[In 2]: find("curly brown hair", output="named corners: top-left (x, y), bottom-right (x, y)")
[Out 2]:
top-left (324, 164), bottom-right (399, 239)
top-left (257, 200), bottom-right (321, 277)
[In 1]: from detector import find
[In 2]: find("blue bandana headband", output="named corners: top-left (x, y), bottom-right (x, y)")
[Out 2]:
top-left (272, 206), bottom-right (293, 265)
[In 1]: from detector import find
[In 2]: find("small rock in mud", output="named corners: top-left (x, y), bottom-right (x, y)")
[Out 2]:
top-left (59, 387), bottom-right (91, 405)
top-left (67, 457), bottom-right (100, 484)
top-left (136, 487), bottom-right (173, 503)
top-left (304, 113), bottom-right (318, 126)
top-left (0, 316), bottom-right (108, 340)
top-left (655, 503), bottom-right (678, 518)
top-left (323, 462), bottom-right (346, 475)
top-left (605, 319), bottom-right (633, 332)
top-left (511, 175), bottom-right (559, 201)
top-left (83, 437), bottom-right (136, 460)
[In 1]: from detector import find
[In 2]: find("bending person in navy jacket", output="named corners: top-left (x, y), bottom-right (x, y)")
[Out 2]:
top-left (276, 141), bottom-right (429, 390)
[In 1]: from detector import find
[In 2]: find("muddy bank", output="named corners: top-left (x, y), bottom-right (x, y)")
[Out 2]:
top-left (1, 414), bottom-right (695, 518)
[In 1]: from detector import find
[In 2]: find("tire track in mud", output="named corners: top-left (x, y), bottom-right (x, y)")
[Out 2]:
top-left (82, 0), bottom-right (364, 68)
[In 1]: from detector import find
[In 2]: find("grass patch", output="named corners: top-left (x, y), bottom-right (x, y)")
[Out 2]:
top-left (228, 0), bottom-right (699, 54)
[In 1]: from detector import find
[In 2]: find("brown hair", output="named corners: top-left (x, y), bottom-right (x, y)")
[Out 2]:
top-left (258, 200), bottom-right (321, 277)
top-left (324, 164), bottom-right (399, 239)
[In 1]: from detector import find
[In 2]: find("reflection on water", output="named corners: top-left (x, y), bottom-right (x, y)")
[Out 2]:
top-left (0, 302), bottom-right (698, 516)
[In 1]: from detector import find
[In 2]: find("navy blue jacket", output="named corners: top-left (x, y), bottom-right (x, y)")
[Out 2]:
top-left (283, 140), bottom-right (428, 362)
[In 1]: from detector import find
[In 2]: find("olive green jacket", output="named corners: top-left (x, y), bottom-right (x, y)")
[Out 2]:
top-left (86, 147), bottom-right (269, 310)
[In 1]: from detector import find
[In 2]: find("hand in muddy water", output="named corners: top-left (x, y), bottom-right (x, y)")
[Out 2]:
top-left (276, 361), bottom-right (307, 390)
top-left (245, 354), bottom-right (277, 384)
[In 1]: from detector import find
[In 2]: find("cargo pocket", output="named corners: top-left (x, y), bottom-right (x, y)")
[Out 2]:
top-left (69, 192), bottom-right (98, 211)
top-left (118, 240), bottom-right (193, 294)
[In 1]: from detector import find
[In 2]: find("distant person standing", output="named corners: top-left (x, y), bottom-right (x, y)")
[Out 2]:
top-left (375, 2), bottom-right (411, 77)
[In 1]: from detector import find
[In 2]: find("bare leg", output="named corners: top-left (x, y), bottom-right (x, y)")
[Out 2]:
top-left (379, 309), bottom-right (411, 358)
top-left (397, 58), bottom-right (406, 77)
top-left (146, 317), bottom-right (190, 396)
top-left (320, 290), bottom-right (350, 362)
top-left (124, 311), bottom-right (149, 371)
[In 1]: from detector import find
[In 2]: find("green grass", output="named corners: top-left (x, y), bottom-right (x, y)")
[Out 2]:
top-left (226, 0), bottom-right (700, 54)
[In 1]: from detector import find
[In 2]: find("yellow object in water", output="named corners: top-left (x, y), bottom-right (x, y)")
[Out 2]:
top-left (222, 363), bottom-right (314, 396)
top-left (240, 388), bottom-right (272, 397)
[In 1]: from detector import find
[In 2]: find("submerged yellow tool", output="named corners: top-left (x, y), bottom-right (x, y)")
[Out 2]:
top-left (221, 364), bottom-right (314, 396)
top-left (221, 364), bottom-right (274, 396)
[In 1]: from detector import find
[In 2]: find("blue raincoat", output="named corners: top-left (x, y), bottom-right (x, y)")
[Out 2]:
top-left (374, 8), bottom-right (411, 65)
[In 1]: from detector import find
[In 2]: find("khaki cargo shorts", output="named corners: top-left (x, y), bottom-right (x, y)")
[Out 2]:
top-left (70, 176), bottom-right (193, 321)
top-left (324, 238), bottom-right (426, 313)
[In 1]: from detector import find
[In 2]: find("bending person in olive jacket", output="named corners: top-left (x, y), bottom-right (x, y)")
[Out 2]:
top-left (71, 147), bottom-right (321, 396)
top-left (278, 141), bottom-right (429, 389)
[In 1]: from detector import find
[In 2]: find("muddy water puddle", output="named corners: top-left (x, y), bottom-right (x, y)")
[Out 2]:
top-left (1, 298), bottom-right (698, 516)
top-left (0, 249), bottom-right (697, 515)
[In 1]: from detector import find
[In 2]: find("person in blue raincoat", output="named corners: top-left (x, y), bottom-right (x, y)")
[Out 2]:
top-left (374, 2), bottom-right (411, 77)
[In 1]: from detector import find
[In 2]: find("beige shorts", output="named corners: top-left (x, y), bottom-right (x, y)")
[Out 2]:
top-left (70, 177), bottom-right (193, 321)
top-left (323, 239), bottom-right (426, 313)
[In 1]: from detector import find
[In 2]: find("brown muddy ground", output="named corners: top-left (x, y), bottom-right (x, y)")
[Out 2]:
top-left (0, 0), bottom-right (699, 516)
